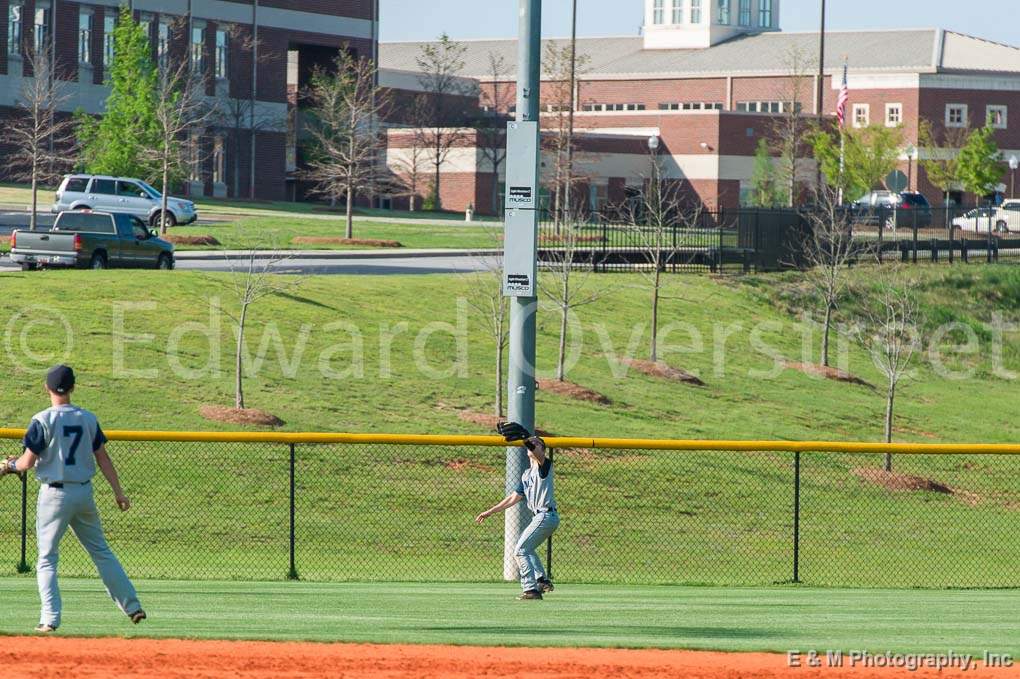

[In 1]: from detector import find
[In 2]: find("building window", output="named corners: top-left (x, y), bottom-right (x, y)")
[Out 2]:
top-left (212, 137), bottom-right (225, 185)
top-left (738, 0), bottom-right (750, 26)
top-left (759, 0), bottom-right (773, 27)
top-left (215, 29), bottom-right (228, 79)
top-left (8, 3), bottom-right (22, 57)
top-left (690, 0), bottom-right (702, 24)
top-left (103, 14), bottom-right (115, 69)
top-left (33, 3), bottom-right (49, 53)
top-left (660, 101), bottom-right (723, 110)
top-left (852, 103), bottom-right (870, 128)
top-left (671, 0), bottom-right (684, 24)
top-left (737, 100), bottom-right (800, 114)
top-left (582, 103), bottom-right (646, 112)
top-left (157, 19), bottom-right (170, 65)
top-left (653, 0), bottom-right (665, 24)
top-left (987, 105), bottom-right (1007, 129)
top-left (885, 103), bottom-right (902, 127)
top-left (946, 104), bottom-right (968, 128)
top-left (188, 134), bottom-right (201, 182)
top-left (138, 13), bottom-right (153, 45)
top-left (718, 0), bottom-right (730, 24)
top-left (191, 25), bottom-right (205, 74)
top-left (78, 10), bottom-right (92, 64)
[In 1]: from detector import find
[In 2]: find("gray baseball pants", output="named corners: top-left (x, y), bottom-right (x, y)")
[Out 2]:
top-left (514, 510), bottom-right (559, 592)
top-left (36, 483), bottom-right (141, 628)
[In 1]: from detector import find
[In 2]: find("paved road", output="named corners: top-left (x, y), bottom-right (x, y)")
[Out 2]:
top-left (0, 252), bottom-right (498, 275)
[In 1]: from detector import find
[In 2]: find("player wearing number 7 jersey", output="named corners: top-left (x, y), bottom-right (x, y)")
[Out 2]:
top-left (3, 365), bottom-right (145, 633)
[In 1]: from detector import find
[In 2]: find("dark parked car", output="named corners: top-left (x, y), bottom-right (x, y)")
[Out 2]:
top-left (852, 191), bottom-right (933, 230)
top-left (10, 211), bottom-right (175, 270)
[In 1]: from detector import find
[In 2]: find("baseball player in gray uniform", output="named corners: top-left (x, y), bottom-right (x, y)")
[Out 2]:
top-left (1, 365), bottom-right (145, 633)
top-left (475, 422), bottom-right (559, 600)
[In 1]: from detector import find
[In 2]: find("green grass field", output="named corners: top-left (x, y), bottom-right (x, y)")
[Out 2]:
top-left (1, 266), bottom-right (1020, 589)
top-left (0, 579), bottom-right (1017, 655)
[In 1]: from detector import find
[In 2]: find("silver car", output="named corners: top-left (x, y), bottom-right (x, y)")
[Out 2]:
top-left (52, 175), bottom-right (198, 227)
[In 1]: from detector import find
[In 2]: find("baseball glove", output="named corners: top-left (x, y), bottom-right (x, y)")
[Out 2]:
top-left (0, 456), bottom-right (18, 478)
top-left (497, 422), bottom-right (537, 451)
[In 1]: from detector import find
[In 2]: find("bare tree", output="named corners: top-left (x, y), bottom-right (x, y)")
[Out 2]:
top-left (303, 49), bottom-right (391, 239)
top-left (801, 185), bottom-right (859, 367)
top-left (7, 43), bottom-right (73, 231)
top-left (461, 229), bottom-right (509, 417)
top-left (856, 273), bottom-right (920, 471)
top-left (476, 52), bottom-right (512, 215)
top-left (539, 205), bottom-right (612, 382)
top-left (389, 95), bottom-right (432, 212)
top-left (625, 170), bottom-right (702, 363)
top-left (148, 57), bottom-right (216, 234)
top-left (768, 48), bottom-right (814, 207)
top-left (543, 42), bottom-right (591, 228)
top-left (415, 33), bottom-right (474, 211)
top-left (217, 233), bottom-right (301, 410)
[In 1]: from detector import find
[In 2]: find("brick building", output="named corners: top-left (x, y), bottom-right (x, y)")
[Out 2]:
top-left (0, 0), bottom-right (377, 200)
top-left (380, 0), bottom-right (1020, 214)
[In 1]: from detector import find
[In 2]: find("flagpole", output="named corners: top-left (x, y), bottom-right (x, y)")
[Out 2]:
top-left (837, 58), bottom-right (848, 205)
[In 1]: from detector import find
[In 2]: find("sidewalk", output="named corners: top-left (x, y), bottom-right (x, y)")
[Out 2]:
top-left (173, 248), bottom-right (503, 261)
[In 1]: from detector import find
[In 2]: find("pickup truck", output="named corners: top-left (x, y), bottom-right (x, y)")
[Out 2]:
top-left (9, 211), bottom-right (175, 270)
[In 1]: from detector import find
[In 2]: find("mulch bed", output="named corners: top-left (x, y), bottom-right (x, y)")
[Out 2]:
top-left (621, 358), bottom-right (705, 386)
top-left (165, 235), bottom-right (221, 246)
top-left (784, 361), bottom-right (873, 388)
top-left (291, 237), bottom-right (403, 248)
top-left (199, 405), bottom-right (284, 427)
top-left (536, 379), bottom-right (612, 405)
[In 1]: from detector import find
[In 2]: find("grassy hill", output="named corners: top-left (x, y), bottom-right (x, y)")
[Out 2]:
top-left (2, 265), bottom-right (1019, 588)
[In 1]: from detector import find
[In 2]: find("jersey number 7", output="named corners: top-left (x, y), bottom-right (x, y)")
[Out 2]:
top-left (62, 426), bottom-right (83, 466)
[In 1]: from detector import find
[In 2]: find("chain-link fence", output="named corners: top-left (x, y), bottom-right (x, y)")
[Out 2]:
top-left (2, 435), bottom-right (1020, 588)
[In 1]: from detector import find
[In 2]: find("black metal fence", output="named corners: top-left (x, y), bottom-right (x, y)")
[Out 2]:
top-left (4, 438), bottom-right (1020, 588)
top-left (538, 205), bottom-right (1020, 274)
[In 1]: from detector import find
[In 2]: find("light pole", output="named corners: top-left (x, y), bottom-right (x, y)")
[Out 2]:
top-left (905, 144), bottom-right (916, 192)
top-left (648, 135), bottom-right (660, 218)
top-left (1010, 155), bottom-right (1019, 199)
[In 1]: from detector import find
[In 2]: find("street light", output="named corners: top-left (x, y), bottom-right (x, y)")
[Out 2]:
top-left (647, 135), bottom-right (661, 216)
top-left (1010, 155), bottom-right (1019, 199)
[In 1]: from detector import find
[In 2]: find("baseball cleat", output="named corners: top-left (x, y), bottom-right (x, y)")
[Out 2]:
top-left (129, 609), bottom-right (147, 624)
top-left (516, 590), bottom-right (543, 600)
top-left (34, 624), bottom-right (57, 633)
top-left (538, 579), bottom-right (554, 593)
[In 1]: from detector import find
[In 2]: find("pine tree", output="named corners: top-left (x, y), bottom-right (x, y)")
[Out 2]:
top-left (77, 7), bottom-right (160, 179)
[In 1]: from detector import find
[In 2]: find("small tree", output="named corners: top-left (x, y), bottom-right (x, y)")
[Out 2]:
top-left (813, 124), bottom-right (904, 201)
top-left (857, 273), bottom-right (920, 471)
top-left (768, 48), bottom-right (814, 207)
top-left (543, 41), bottom-right (591, 227)
top-left (217, 233), bottom-right (301, 411)
top-left (77, 6), bottom-right (159, 179)
top-left (462, 229), bottom-right (509, 416)
top-left (476, 52), bottom-right (512, 216)
top-left (390, 96), bottom-right (431, 212)
top-left (625, 173), bottom-right (701, 363)
top-left (749, 138), bottom-right (783, 208)
top-left (415, 34), bottom-right (473, 211)
top-left (538, 206), bottom-right (612, 382)
top-left (149, 58), bottom-right (216, 233)
top-left (303, 50), bottom-right (391, 239)
top-left (7, 42), bottom-right (74, 231)
top-left (801, 185), bottom-right (858, 367)
top-left (957, 124), bottom-right (1004, 203)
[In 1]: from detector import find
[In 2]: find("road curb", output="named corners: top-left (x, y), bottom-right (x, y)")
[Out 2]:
top-left (172, 248), bottom-right (503, 261)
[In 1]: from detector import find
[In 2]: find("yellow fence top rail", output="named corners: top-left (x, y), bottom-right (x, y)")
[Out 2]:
top-left (1, 428), bottom-right (1019, 455)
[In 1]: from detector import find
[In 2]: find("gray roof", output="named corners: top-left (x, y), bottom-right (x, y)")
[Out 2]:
top-left (380, 29), bottom-right (1020, 80)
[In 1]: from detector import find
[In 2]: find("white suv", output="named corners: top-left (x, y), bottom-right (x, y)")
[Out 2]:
top-left (52, 175), bottom-right (198, 227)
top-left (990, 200), bottom-right (1020, 233)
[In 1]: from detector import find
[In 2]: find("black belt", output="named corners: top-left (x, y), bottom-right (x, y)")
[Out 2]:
top-left (47, 481), bottom-right (90, 489)
top-left (537, 506), bottom-right (558, 513)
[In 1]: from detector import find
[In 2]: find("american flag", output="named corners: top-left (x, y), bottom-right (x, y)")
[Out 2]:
top-left (835, 61), bottom-right (850, 128)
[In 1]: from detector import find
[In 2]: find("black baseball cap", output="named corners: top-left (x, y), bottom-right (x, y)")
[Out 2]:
top-left (46, 365), bottom-right (75, 395)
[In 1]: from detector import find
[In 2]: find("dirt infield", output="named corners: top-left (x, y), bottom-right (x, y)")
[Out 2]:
top-left (3, 638), bottom-right (1020, 679)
